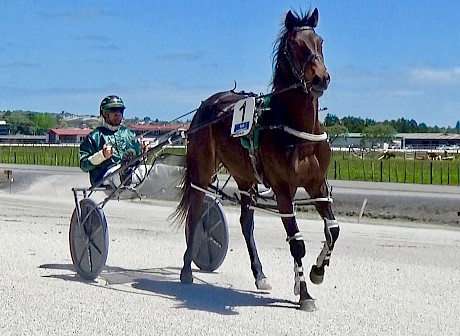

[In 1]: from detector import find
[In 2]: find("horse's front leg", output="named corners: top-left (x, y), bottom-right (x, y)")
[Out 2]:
top-left (309, 180), bottom-right (340, 285)
top-left (277, 193), bottom-right (317, 311)
top-left (239, 189), bottom-right (271, 290)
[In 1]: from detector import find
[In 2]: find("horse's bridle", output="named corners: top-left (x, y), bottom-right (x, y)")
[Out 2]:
top-left (284, 26), bottom-right (324, 93)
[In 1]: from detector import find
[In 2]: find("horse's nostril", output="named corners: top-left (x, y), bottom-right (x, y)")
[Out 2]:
top-left (312, 74), bottom-right (330, 89)
top-left (312, 75), bottom-right (326, 88)
top-left (312, 75), bottom-right (322, 86)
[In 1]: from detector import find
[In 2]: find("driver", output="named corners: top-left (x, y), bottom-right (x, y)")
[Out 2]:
top-left (79, 95), bottom-right (149, 187)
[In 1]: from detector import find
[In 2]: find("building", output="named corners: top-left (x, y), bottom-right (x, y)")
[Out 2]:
top-left (330, 132), bottom-right (460, 150)
top-left (0, 120), bottom-right (9, 135)
top-left (48, 128), bottom-right (92, 144)
top-left (400, 133), bottom-right (460, 149)
top-left (128, 123), bottom-right (189, 138)
top-left (46, 124), bottom-right (189, 144)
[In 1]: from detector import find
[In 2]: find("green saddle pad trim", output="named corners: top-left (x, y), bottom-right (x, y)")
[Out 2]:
top-left (240, 126), bottom-right (260, 151)
top-left (239, 94), bottom-right (271, 151)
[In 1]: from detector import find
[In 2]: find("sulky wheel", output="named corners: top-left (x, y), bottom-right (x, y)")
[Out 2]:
top-left (69, 198), bottom-right (109, 280)
top-left (191, 194), bottom-right (229, 272)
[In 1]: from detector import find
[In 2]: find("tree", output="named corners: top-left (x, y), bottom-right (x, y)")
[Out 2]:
top-left (341, 116), bottom-right (372, 133)
top-left (360, 123), bottom-right (397, 148)
top-left (28, 112), bottom-right (56, 134)
top-left (325, 124), bottom-right (348, 144)
top-left (323, 113), bottom-right (340, 126)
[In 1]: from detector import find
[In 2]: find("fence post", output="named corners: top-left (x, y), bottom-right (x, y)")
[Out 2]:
top-left (371, 161), bottom-right (375, 181)
top-left (430, 161), bottom-right (433, 184)
top-left (404, 161), bottom-right (407, 183)
top-left (334, 160), bottom-right (337, 179)
top-left (421, 162), bottom-right (424, 184)
top-left (447, 163), bottom-right (450, 185)
top-left (440, 163), bottom-right (443, 185)
top-left (388, 161), bottom-right (391, 182)
top-left (380, 161), bottom-right (383, 182)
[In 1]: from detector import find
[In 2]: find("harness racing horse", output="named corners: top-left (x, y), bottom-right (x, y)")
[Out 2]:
top-left (173, 8), bottom-right (339, 311)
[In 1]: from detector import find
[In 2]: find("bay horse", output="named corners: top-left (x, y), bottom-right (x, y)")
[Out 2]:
top-left (173, 8), bottom-right (339, 311)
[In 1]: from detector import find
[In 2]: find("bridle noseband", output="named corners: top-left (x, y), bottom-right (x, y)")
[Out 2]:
top-left (284, 26), bottom-right (324, 93)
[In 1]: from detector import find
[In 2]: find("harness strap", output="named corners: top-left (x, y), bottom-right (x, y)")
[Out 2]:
top-left (190, 183), bottom-right (212, 195)
top-left (249, 154), bottom-right (264, 184)
top-left (249, 206), bottom-right (295, 217)
top-left (281, 125), bottom-right (327, 141)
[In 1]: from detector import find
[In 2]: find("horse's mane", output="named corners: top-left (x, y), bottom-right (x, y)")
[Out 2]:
top-left (271, 9), bottom-right (314, 90)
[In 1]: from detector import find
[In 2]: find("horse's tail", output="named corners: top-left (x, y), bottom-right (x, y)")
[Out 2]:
top-left (169, 165), bottom-right (192, 227)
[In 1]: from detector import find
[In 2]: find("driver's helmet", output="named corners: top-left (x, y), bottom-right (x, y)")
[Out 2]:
top-left (99, 95), bottom-right (126, 120)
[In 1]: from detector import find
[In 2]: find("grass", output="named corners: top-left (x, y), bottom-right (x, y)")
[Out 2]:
top-left (1, 145), bottom-right (459, 186)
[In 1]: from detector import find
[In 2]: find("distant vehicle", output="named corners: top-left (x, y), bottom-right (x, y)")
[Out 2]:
top-left (448, 145), bottom-right (460, 150)
top-left (436, 145), bottom-right (448, 150)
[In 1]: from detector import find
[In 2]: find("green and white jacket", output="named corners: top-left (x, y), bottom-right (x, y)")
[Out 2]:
top-left (79, 125), bottom-right (141, 185)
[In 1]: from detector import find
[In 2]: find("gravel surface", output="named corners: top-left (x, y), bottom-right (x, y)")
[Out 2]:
top-left (0, 164), bottom-right (459, 335)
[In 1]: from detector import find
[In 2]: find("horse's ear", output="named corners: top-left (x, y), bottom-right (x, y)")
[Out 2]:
top-left (307, 8), bottom-right (319, 28)
top-left (285, 10), bottom-right (297, 31)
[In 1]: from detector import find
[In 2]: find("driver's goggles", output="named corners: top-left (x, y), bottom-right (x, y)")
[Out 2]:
top-left (106, 107), bottom-right (124, 113)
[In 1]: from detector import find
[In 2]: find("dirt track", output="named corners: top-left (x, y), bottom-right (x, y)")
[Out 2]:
top-left (0, 164), bottom-right (459, 335)
top-left (2, 164), bottom-right (460, 227)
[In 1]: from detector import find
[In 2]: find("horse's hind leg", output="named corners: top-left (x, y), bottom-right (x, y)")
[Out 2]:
top-left (180, 131), bottom-right (216, 284)
top-left (180, 188), bottom-right (205, 284)
top-left (309, 180), bottom-right (340, 285)
top-left (237, 182), bottom-right (271, 290)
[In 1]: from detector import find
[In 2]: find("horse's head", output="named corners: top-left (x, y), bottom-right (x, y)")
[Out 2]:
top-left (273, 8), bottom-right (330, 95)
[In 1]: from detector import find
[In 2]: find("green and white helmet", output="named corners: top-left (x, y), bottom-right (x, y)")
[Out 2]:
top-left (99, 95), bottom-right (126, 116)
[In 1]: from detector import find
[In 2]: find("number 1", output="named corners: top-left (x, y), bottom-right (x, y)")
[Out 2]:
top-left (239, 100), bottom-right (247, 122)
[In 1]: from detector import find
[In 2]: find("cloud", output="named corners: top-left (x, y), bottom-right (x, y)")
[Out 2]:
top-left (0, 62), bottom-right (39, 69)
top-left (71, 34), bottom-right (106, 42)
top-left (410, 66), bottom-right (460, 85)
top-left (90, 43), bottom-right (120, 51)
top-left (41, 9), bottom-right (115, 20)
top-left (71, 34), bottom-right (119, 51)
top-left (373, 89), bottom-right (424, 98)
top-left (156, 53), bottom-right (200, 62)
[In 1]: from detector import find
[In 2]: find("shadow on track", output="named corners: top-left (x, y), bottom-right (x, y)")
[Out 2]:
top-left (39, 263), bottom-right (298, 314)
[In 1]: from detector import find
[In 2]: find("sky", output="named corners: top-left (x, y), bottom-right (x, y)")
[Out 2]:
top-left (1, 1), bottom-right (459, 127)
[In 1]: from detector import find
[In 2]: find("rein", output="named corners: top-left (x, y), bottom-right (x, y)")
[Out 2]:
top-left (187, 26), bottom-right (327, 141)
top-left (186, 81), bottom-right (327, 141)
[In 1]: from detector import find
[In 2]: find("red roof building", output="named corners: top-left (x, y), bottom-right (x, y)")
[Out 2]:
top-left (47, 124), bottom-right (189, 144)
top-left (48, 128), bottom-right (92, 143)
top-left (128, 123), bottom-right (189, 137)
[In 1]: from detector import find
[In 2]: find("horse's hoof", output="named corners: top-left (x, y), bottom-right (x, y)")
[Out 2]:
top-left (180, 269), bottom-right (194, 284)
top-left (255, 277), bottom-right (272, 291)
top-left (309, 265), bottom-right (324, 285)
top-left (299, 299), bottom-right (318, 312)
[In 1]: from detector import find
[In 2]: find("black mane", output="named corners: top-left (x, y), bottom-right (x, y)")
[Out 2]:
top-left (271, 9), bottom-right (314, 90)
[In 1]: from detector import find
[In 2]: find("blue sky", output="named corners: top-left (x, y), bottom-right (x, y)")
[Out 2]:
top-left (1, 1), bottom-right (459, 127)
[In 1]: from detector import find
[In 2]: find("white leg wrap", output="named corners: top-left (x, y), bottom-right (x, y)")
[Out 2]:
top-left (324, 218), bottom-right (339, 247)
top-left (286, 232), bottom-right (304, 242)
top-left (316, 242), bottom-right (332, 268)
top-left (294, 262), bottom-right (305, 295)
